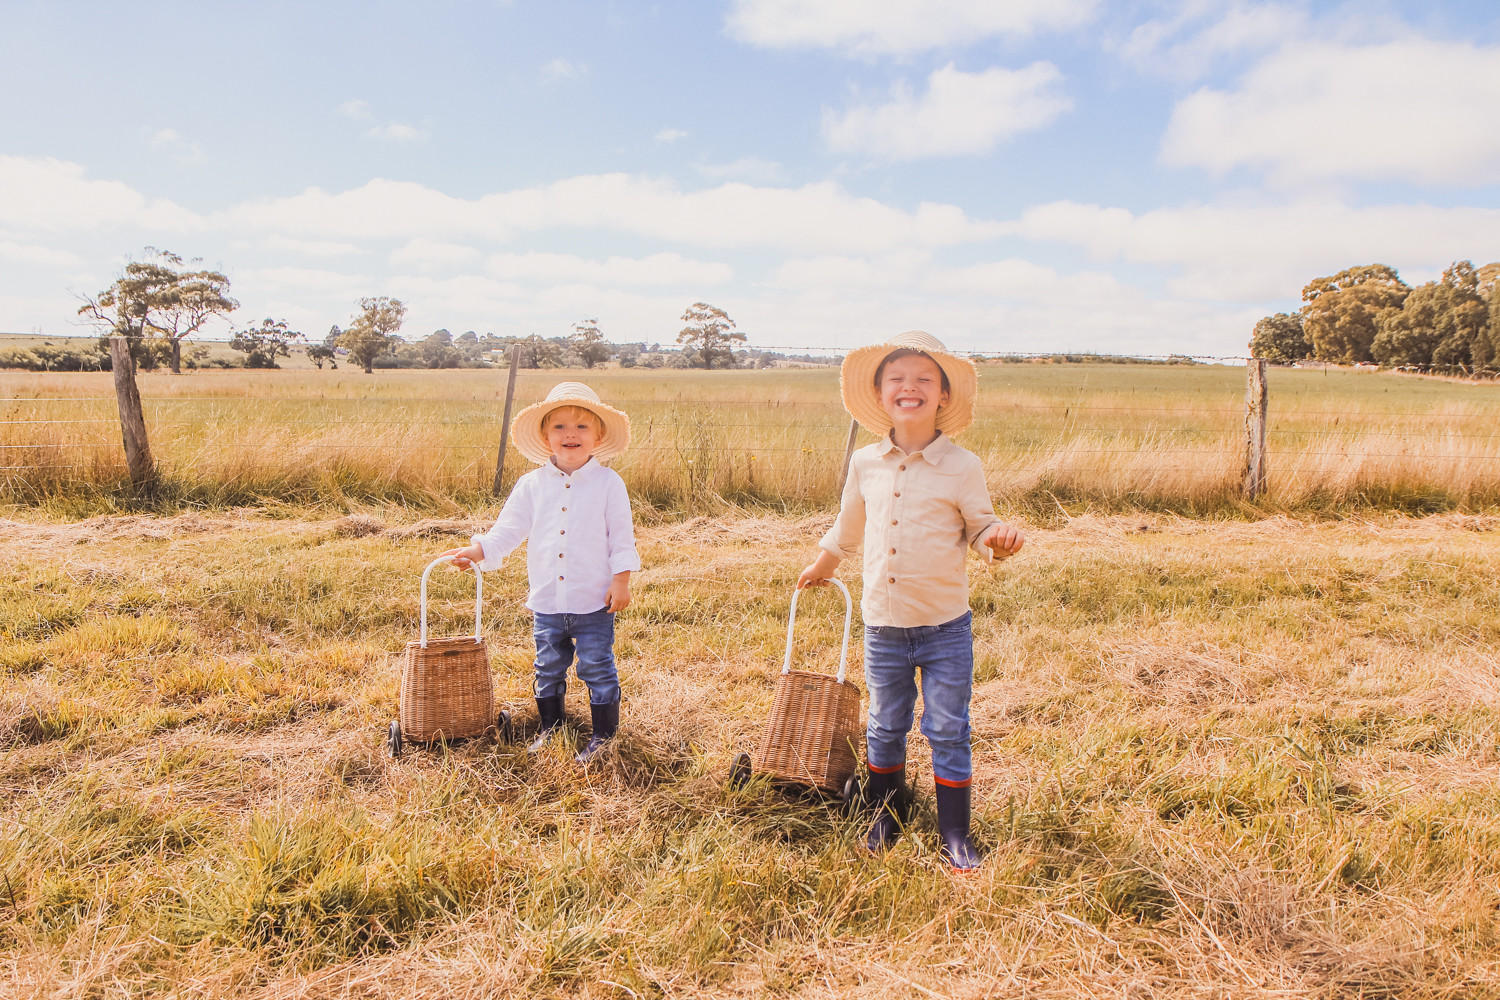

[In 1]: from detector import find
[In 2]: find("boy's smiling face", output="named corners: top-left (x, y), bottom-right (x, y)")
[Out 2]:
top-left (878, 353), bottom-right (950, 435)
top-left (544, 405), bottom-right (601, 473)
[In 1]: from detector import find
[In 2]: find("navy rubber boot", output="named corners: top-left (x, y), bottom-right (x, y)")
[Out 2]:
top-left (863, 764), bottom-right (908, 851)
top-left (935, 779), bottom-right (983, 872)
top-left (575, 700), bottom-right (619, 764)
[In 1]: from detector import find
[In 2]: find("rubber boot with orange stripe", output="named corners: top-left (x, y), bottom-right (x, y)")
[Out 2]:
top-left (863, 762), bottom-right (908, 851)
top-left (934, 776), bottom-right (983, 872)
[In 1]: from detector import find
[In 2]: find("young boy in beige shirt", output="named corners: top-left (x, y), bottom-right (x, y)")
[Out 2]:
top-left (798, 331), bottom-right (1024, 871)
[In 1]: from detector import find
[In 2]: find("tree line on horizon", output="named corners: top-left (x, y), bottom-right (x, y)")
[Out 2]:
top-left (1251, 261), bottom-right (1500, 374)
top-left (0, 248), bottom-right (822, 374)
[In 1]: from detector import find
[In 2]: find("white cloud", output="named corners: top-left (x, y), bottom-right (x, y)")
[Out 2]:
top-left (219, 174), bottom-right (1004, 253)
top-left (655, 127), bottom-right (688, 143)
top-left (336, 99), bottom-right (373, 120)
top-left (0, 241), bottom-right (84, 268)
top-left (260, 235), bottom-right (365, 257)
top-left (0, 156), bottom-right (200, 232)
top-left (726, 0), bottom-right (1099, 55)
top-left (390, 238), bottom-right (483, 271)
top-left (692, 158), bottom-right (785, 183)
top-left (1116, 1), bottom-right (1307, 79)
top-left (149, 128), bottom-right (206, 165)
top-left (1013, 198), bottom-right (1500, 301)
top-left (824, 63), bottom-right (1071, 159)
top-left (541, 58), bottom-right (585, 82)
top-left (484, 251), bottom-right (732, 287)
top-left (1162, 38), bottom-right (1500, 184)
top-left (366, 122), bottom-right (427, 143)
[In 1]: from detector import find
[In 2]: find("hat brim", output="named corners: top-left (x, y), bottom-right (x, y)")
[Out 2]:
top-left (839, 341), bottom-right (977, 436)
top-left (510, 396), bottom-right (632, 465)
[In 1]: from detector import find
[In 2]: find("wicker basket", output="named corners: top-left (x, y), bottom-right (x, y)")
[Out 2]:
top-left (752, 579), bottom-right (863, 794)
top-left (399, 556), bottom-right (495, 744)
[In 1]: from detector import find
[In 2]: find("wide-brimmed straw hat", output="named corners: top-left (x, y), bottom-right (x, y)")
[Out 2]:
top-left (510, 382), bottom-right (632, 465)
top-left (839, 331), bottom-right (977, 436)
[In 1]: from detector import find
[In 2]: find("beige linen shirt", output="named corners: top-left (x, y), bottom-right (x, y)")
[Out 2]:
top-left (819, 432), bottom-right (1000, 628)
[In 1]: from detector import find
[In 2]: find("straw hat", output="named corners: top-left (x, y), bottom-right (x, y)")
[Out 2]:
top-left (839, 331), bottom-right (977, 436)
top-left (510, 382), bottom-right (632, 465)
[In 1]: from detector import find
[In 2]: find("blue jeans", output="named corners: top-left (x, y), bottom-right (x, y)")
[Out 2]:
top-left (863, 611), bottom-right (974, 784)
top-left (532, 609), bottom-right (619, 705)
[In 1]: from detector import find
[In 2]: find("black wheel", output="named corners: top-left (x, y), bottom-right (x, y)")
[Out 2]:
top-left (388, 720), bottom-right (403, 758)
top-left (728, 752), bottom-right (753, 789)
top-left (496, 710), bottom-right (513, 743)
top-left (841, 773), bottom-right (864, 816)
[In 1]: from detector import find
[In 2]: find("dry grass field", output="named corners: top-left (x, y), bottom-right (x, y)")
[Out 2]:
top-left (3, 506), bottom-right (1500, 998)
top-left (3, 362), bottom-right (1500, 515)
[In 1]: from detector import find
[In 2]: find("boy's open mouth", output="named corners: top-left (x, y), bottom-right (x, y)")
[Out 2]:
top-left (896, 398), bottom-right (924, 409)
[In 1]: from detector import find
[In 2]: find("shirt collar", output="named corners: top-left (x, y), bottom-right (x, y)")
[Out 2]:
top-left (877, 431), bottom-right (952, 465)
top-left (546, 456), bottom-right (599, 478)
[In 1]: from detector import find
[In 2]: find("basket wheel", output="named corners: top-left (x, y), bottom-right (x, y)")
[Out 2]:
top-left (496, 710), bottom-right (513, 743)
top-left (728, 752), bottom-right (753, 789)
top-left (841, 772), bottom-right (864, 815)
top-left (387, 720), bottom-right (402, 758)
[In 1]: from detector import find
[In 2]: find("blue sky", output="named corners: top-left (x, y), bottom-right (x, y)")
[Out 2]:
top-left (2, 0), bottom-right (1499, 356)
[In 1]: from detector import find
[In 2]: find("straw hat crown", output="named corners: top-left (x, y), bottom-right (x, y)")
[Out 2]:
top-left (839, 331), bottom-right (977, 436)
top-left (510, 381), bottom-right (632, 465)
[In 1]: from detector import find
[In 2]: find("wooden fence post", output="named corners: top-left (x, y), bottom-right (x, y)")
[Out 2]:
top-left (109, 336), bottom-right (155, 486)
top-left (837, 418), bottom-right (859, 494)
top-left (1242, 358), bottom-right (1268, 499)
top-left (492, 345), bottom-right (521, 495)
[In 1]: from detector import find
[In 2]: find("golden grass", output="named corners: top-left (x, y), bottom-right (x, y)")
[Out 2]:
top-left (3, 364), bottom-right (1499, 515)
top-left (3, 510), bottom-right (1500, 996)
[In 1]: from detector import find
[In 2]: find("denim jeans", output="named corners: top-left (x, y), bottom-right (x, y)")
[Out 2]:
top-left (532, 609), bottom-right (619, 704)
top-left (863, 611), bottom-right (974, 784)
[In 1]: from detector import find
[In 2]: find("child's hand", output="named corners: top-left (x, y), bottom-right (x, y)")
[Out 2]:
top-left (797, 550), bottom-right (841, 589)
top-left (604, 576), bottom-right (632, 613)
top-left (981, 523), bottom-right (1025, 559)
top-left (440, 544), bottom-right (483, 570)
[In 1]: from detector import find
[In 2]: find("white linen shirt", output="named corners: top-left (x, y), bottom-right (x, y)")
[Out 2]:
top-left (471, 458), bottom-right (640, 614)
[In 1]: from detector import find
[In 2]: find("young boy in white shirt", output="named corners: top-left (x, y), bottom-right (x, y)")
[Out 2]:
top-left (444, 382), bottom-right (639, 764)
top-left (798, 332), bottom-right (1024, 871)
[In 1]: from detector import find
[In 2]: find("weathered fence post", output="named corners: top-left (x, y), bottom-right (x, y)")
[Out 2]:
top-left (492, 345), bottom-right (521, 495)
top-left (109, 336), bottom-right (154, 486)
top-left (1242, 358), bottom-right (1268, 499)
top-left (837, 418), bottom-right (859, 494)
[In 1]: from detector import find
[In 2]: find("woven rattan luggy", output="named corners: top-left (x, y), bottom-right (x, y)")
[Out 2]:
top-left (399, 556), bottom-right (495, 744)
top-left (751, 580), bottom-right (863, 795)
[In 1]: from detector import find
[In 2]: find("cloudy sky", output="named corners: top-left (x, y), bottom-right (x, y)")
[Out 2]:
top-left (2, 0), bottom-right (1498, 356)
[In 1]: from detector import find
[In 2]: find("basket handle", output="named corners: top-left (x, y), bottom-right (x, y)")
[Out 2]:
top-left (782, 578), bottom-right (853, 683)
top-left (420, 556), bottom-right (483, 648)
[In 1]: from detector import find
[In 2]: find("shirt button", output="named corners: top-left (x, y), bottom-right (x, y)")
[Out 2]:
top-left (558, 575), bottom-right (564, 580)
top-left (887, 576), bottom-right (895, 583)
top-left (899, 465), bottom-right (906, 471)
top-left (890, 519), bottom-right (898, 525)
top-left (561, 507), bottom-right (567, 512)
top-left (894, 492), bottom-right (900, 497)
top-left (558, 553), bottom-right (564, 558)
top-left (565, 484), bottom-right (571, 489)
top-left (560, 530), bottom-right (565, 535)
top-left (889, 548), bottom-right (896, 554)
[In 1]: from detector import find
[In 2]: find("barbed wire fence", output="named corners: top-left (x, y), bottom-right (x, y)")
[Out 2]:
top-left (1, 339), bottom-right (1497, 506)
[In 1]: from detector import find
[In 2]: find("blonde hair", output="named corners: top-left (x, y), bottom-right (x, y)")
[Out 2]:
top-left (541, 404), bottom-right (604, 435)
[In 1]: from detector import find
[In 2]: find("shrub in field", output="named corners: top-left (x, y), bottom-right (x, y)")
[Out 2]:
top-left (0, 346), bottom-right (109, 371)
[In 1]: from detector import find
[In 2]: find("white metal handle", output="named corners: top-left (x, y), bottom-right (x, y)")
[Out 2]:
top-left (782, 578), bottom-right (853, 683)
top-left (419, 556), bottom-right (483, 648)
